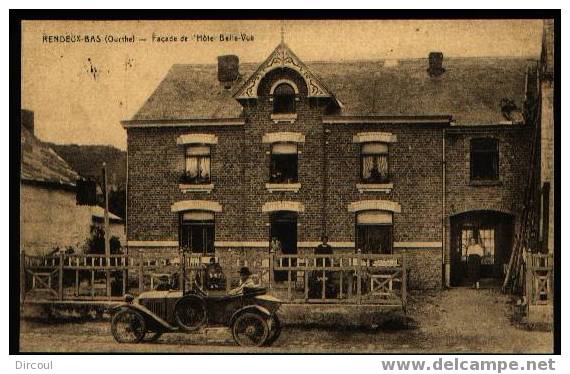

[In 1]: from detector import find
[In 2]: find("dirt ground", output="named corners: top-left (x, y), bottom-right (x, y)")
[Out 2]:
top-left (19, 288), bottom-right (553, 353)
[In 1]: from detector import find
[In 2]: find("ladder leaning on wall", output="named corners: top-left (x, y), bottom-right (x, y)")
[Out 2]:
top-left (502, 65), bottom-right (542, 294)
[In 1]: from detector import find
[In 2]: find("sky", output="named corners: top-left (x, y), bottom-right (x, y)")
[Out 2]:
top-left (21, 20), bottom-right (544, 150)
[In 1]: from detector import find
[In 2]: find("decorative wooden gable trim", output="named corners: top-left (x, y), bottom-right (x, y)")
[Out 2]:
top-left (234, 43), bottom-right (334, 100)
top-left (261, 201), bottom-right (305, 213)
top-left (171, 200), bottom-right (223, 213)
top-left (347, 200), bottom-right (402, 214)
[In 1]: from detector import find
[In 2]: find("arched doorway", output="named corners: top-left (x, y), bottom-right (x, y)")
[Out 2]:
top-left (450, 210), bottom-right (514, 287)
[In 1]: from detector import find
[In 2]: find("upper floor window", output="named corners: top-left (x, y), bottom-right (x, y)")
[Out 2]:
top-left (181, 145), bottom-right (211, 184)
top-left (470, 138), bottom-right (499, 181)
top-left (270, 142), bottom-right (298, 183)
top-left (361, 142), bottom-right (389, 183)
top-left (273, 83), bottom-right (296, 114)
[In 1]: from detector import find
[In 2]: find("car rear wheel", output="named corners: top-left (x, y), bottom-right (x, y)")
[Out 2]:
top-left (265, 315), bottom-right (282, 346)
top-left (111, 309), bottom-right (146, 343)
top-left (232, 312), bottom-right (269, 347)
top-left (174, 296), bottom-right (207, 332)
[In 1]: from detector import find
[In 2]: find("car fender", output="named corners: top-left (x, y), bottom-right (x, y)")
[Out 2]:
top-left (114, 303), bottom-right (176, 331)
top-left (229, 305), bottom-right (272, 327)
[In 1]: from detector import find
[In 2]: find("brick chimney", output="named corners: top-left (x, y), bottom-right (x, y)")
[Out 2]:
top-left (21, 109), bottom-right (34, 134)
top-left (217, 55), bottom-right (239, 89)
top-left (427, 52), bottom-right (445, 77)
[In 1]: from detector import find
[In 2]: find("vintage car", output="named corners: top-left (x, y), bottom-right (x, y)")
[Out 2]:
top-left (110, 286), bottom-right (283, 347)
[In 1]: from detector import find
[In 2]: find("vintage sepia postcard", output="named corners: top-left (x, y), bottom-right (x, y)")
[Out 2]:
top-left (15, 14), bottom-right (559, 356)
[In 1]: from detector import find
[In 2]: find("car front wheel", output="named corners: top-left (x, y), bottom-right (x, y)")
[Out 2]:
top-left (231, 312), bottom-right (269, 347)
top-left (111, 309), bottom-right (146, 343)
top-left (265, 315), bottom-right (282, 346)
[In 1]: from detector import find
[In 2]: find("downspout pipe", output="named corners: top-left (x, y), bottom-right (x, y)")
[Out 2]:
top-left (442, 127), bottom-right (449, 288)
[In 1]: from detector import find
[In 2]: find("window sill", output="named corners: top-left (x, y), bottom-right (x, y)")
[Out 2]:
top-left (356, 183), bottom-right (393, 193)
top-left (179, 183), bottom-right (214, 193)
top-left (266, 183), bottom-right (301, 193)
top-left (469, 179), bottom-right (502, 187)
top-left (271, 113), bottom-right (297, 124)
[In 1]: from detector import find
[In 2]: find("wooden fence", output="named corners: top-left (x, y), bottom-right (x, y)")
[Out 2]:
top-left (521, 250), bottom-right (553, 324)
top-left (523, 251), bottom-right (554, 305)
top-left (20, 249), bottom-right (407, 309)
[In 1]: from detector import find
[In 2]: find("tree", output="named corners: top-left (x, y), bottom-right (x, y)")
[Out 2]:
top-left (85, 225), bottom-right (122, 255)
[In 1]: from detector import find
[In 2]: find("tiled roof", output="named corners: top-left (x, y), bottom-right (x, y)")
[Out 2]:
top-left (21, 126), bottom-right (79, 187)
top-left (131, 56), bottom-right (531, 126)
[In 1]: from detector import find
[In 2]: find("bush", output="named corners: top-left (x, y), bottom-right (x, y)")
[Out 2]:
top-left (85, 225), bottom-right (122, 255)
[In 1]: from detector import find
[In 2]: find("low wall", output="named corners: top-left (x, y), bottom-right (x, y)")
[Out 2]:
top-left (394, 247), bottom-right (442, 290)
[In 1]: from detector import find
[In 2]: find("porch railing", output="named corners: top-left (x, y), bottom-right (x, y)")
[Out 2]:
top-left (20, 249), bottom-right (407, 308)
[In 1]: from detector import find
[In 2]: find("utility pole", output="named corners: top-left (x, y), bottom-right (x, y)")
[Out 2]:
top-left (103, 163), bottom-right (111, 297)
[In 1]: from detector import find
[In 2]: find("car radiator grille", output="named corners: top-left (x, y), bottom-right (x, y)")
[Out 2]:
top-left (142, 300), bottom-right (167, 320)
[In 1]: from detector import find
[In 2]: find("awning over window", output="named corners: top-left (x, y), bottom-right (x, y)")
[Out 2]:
top-left (176, 133), bottom-right (218, 146)
top-left (348, 200), bottom-right (401, 214)
top-left (171, 200), bottom-right (222, 213)
top-left (262, 132), bottom-right (305, 144)
top-left (272, 143), bottom-right (297, 154)
top-left (262, 201), bottom-right (305, 213)
top-left (352, 132), bottom-right (397, 144)
top-left (357, 211), bottom-right (393, 224)
top-left (185, 145), bottom-right (211, 155)
top-left (361, 142), bottom-right (389, 154)
top-left (181, 211), bottom-right (214, 221)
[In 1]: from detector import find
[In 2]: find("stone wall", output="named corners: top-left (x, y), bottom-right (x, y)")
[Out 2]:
top-left (20, 183), bottom-right (92, 255)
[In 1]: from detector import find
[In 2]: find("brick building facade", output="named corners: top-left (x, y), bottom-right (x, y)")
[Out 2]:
top-left (123, 42), bottom-right (538, 289)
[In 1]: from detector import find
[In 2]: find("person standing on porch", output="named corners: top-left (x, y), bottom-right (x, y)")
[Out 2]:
top-left (315, 235), bottom-right (333, 267)
top-left (270, 236), bottom-right (283, 265)
top-left (466, 237), bottom-right (485, 289)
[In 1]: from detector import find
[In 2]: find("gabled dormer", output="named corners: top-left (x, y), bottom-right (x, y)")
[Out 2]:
top-left (233, 43), bottom-right (342, 112)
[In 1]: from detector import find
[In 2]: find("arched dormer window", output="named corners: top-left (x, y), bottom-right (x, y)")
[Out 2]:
top-left (273, 83), bottom-right (296, 114)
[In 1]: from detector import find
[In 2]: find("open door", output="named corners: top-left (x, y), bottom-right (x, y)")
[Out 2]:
top-left (450, 210), bottom-right (514, 287)
top-left (270, 211), bottom-right (297, 282)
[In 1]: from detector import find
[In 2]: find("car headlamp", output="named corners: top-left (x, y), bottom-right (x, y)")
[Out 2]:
top-left (124, 294), bottom-right (135, 303)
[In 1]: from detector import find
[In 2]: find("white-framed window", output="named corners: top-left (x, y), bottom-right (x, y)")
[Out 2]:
top-left (355, 211), bottom-right (393, 254)
top-left (361, 142), bottom-right (389, 183)
top-left (270, 142), bottom-right (298, 183)
top-left (179, 211), bottom-right (215, 254)
top-left (181, 145), bottom-right (211, 184)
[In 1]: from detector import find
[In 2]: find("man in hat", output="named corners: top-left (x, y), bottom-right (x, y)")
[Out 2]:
top-left (228, 266), bottom-right (256, 295)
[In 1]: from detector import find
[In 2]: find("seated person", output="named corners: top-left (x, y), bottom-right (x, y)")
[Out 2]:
top-left (204, 257), bottom-right (226, 290)
top-left (155, 275), bottom-right (172, 291)
top-left (228, 267), bottom-right (256, 296)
